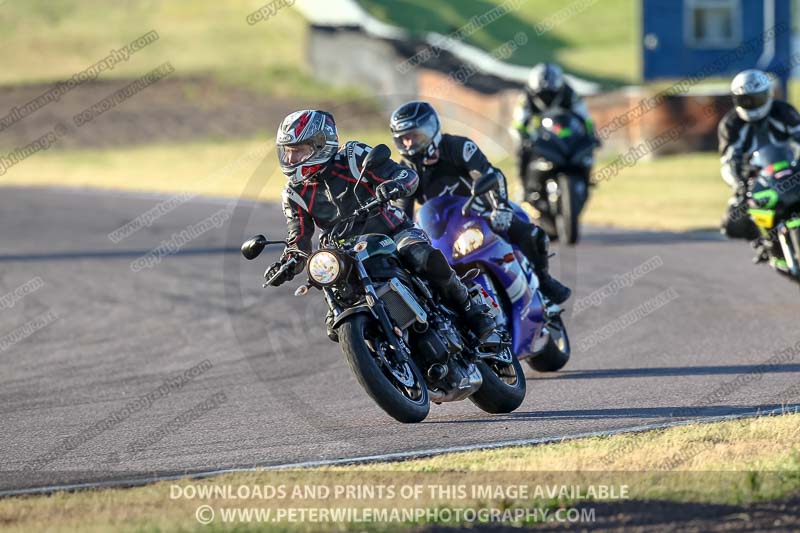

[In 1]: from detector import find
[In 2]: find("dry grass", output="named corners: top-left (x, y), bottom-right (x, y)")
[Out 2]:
top-left (1, 412), bottom-right (798, 532)
top-left (2, 134), bottom-right (727, 233)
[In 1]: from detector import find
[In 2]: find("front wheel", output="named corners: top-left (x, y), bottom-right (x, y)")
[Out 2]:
top-left (339, 314), bottom-right (430, 423)
top-left (470, 350), bottom-right (526, 414)
top-left (528, 315), bottom-right (570, 372)
top-left (555, 175), bottom-right (582, 245)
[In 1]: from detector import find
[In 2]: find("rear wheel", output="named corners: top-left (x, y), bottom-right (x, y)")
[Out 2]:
top-left (470, 348), bottom-right (526, 414)
top-left (527, 315), bottom-right (570, 372)
top-left (339, 314), bottom-right (429, 423)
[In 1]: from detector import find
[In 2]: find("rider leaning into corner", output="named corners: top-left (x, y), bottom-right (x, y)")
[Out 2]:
top-left (266, 109), bottom-right (496, 342)
top-left (389, 100), bottom-right (571, 305)
top-left (718, 69), bottom-right (800, 242)
top-left (511, 62), bottom-right (599, 189)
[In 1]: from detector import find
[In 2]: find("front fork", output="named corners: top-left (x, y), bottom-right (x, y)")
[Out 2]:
top-left (777, 224), bottom-right (800, 277)
top-left (355, 261), bottom-right (410, 363)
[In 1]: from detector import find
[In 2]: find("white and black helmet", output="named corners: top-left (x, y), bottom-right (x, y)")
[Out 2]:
top-left (527, 62), bottom-right (565, 109)
top-left (389, 101), bottom-right (442, 159)
top-left (730, 69), bottom-right (773, 122)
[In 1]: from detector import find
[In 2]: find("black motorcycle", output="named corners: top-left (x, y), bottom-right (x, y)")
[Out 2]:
top-left (522, 111), bottom-right (595, 245)
top-left (747, 143), bottom-right (800, 284)
top-left (241, 145), bottom-right (526, 423)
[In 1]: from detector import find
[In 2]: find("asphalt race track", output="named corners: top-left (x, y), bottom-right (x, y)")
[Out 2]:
top-left (2, 186), bottom-right (800, 494)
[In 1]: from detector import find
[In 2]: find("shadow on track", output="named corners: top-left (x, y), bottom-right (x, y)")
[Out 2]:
top-left (538, 364), bottom-right (800, 380)
top-left (0, 247), bottom-right (240, 262)
top-left (581, 228), bottom-right (724, 246)
top-left (426, 404), bottom-right (794, 424)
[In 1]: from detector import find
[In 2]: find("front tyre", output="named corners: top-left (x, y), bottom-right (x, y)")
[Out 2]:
top-left (339, 314), bottom-right (430, 423)
top-left (528, 315), bottom-right (570, 372)
top-left (555, 175), bottom-right (581, 245)
top-left (469, 350), bottom-right (526, 414)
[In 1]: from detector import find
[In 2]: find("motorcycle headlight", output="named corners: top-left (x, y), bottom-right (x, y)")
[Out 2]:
top-left (453, 227), bottom-right (484, 258)
top-left (308, 251), bottom-right (342, 285)
top-left (533, 158), bottom-right (554, 171)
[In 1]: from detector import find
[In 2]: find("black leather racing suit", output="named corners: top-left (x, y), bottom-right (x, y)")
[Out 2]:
top-left (277, 141), bottom-right (485, 333)
top-left (718, 101), bottom-right (800, 239)
top-left (396, 133), bottom-right (570, 303)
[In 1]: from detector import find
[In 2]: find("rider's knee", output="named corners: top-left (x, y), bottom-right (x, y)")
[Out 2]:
top-left (398, 241), bottom-right (430, 274)
top-left (425, 247), bottom-right (453, 280)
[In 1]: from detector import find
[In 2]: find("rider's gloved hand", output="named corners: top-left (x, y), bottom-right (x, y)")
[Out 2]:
top-left (489, 205), bottom-right (514, 233)
top-left (264, 255), bottom-right (297, 287)
top-left (375, 180), bottom-right (404, 203)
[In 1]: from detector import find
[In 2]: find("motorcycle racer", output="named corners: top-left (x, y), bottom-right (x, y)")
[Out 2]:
top-left (267, 109), bottom-right (495, 341)
top-left (389, 101), bottom-right (571, 304)
top-left (718, 69), bottom-right (800, 240)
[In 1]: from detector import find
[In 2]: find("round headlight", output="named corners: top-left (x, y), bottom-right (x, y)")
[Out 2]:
top-left (453, 227), bottom-right (484, 258)
top-left (308, 251), bottom-right (341, 285)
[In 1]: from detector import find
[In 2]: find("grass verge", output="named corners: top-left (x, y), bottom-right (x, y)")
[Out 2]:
top-left (357, 0), bottom-right (638, 87)
top-left (0, 412), bottom-right (798, 532)
top-left (0, 0), bottom-right (359, 100)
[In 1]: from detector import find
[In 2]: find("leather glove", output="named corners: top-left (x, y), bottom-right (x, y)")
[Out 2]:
top-left (489, 205), bottom-right (514, 233)
top-left (375, 180), bottom-right (404, 203)
top-left (264, 256), bottom-right (297, 287)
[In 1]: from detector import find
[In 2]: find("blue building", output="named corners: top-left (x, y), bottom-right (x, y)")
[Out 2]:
top-left (642, 0), bottom-right (792, 94)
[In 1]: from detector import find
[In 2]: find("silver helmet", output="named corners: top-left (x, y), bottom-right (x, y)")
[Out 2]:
top-left (276, 110), bottom-right (339, 186)
top-left (730, 69), bottom-right (773, 122)
top-left (527, 63), bottom-right (565, 108)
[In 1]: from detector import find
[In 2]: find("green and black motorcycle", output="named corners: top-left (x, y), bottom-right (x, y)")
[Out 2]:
top-left (747, 143), bottom-right (800, 283)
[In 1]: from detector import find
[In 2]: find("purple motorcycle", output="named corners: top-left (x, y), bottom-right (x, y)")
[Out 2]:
top-left (416, 174), bottom-right (571, 372)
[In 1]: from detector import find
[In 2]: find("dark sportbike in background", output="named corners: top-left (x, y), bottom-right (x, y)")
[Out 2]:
top-left (747, 143), bottom-right (800, 284)
top-left (521, 111), bottom-right (596, 244)
top-left (241, 145), bottom-right (526, 423)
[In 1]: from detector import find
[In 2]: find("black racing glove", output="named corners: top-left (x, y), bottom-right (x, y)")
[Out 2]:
top-left (375, 180), bottom-right (404, 203)
top-left (264, 253), bottom-right (299, 287)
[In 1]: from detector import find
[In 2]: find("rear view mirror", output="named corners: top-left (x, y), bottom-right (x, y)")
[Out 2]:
top-left (362, 144), bottom-right (391, 172)
top-left (471, 172), bottom-right (499, 197)
top-left (241, 235), bottom-right (267, 260)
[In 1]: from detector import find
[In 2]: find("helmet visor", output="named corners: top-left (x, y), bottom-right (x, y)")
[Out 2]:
top-left (733, 90), bottom-right (770, 110)
top-left (278, 141), bottom-right (316, 169)
top-left (392, 114), bottom-right (438, 156)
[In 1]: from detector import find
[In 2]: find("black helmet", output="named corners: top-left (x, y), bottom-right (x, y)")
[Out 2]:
top-left (527, 62), bottom-right (565, 109)
top-left (389, 101), bottom-right (442, 159)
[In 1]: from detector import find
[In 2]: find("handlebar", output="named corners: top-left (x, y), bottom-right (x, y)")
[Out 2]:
top-left (320, 198), bottom-right (385, 245)
top-left (264, 256), bottom-right (298, 287)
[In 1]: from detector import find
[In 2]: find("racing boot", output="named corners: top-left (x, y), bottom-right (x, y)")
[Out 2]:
top-left (441, 271), bottom-right (495, 342)
top-left (537, 267), bottom-right (572, 305)
top-left (524, 226), bottom-right (572, 304)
